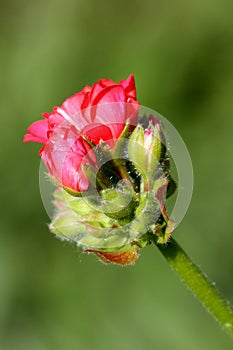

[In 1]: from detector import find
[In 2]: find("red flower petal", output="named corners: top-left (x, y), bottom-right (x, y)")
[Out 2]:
top-left (120, 74), bottom-right (137, 99)
top-left (62, 89), bottom-right (89, 119)
top-left (90, 84), bottom-right (125, 107)
top-left (93, 99), bottom-right (139, 142)
top-left (23, 119), bottom-right (48, 144)
top-left (82, 124), bottom-right (113, 145)
top-left (41, 124), bottom-right (96, 192)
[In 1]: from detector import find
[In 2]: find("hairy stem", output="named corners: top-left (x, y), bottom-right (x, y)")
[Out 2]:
top-left (154, 237), bottom-right (233, 336)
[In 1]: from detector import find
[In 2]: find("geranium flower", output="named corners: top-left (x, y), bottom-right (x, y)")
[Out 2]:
top-left (24, 75), bottom-right (179, 267)
top-left (24, 75), bottom-right (139, 192)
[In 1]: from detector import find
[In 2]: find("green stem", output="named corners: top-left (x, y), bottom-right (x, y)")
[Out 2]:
top-left (154, 237), bottom-right (233, 336)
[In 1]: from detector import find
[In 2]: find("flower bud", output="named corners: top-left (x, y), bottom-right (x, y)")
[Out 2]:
top-left (128, 123), bottom-right (165, 189)
top-left (100, 180), bottom-right (137, 221)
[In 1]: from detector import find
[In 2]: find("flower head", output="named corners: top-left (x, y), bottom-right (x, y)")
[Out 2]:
top-left (24, 75), bottom-right (176, 266)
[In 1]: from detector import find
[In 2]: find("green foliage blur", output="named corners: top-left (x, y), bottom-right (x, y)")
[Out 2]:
top-left (1, 0), bottom-right (233, 349)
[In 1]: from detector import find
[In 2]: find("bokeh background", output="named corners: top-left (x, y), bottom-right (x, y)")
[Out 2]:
top-left (1, 0), bottom-right (233, 349)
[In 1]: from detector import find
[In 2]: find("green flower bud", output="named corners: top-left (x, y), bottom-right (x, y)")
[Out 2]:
top-left (99, 180), bottom-right (137, 221)
top-left (128, 123), bottom-right (165, 190)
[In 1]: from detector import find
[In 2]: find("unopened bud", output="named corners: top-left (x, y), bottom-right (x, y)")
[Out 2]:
top-left (128, 123), bottom-right (165, 189)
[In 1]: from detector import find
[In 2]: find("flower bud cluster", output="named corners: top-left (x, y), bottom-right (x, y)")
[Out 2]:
top-left (49, 117), bottom-right (176, 265)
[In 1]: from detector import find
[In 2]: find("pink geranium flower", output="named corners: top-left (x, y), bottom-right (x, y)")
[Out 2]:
top-left (24, 75), bottom-right (139, 192)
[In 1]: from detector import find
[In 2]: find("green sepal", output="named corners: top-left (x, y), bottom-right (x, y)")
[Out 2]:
top-left (63, 186), bottom-right (82, 197)
top-left (112, 122), bottom-right (131, 159)
top-left (155, 219), bottom-right (174, 244)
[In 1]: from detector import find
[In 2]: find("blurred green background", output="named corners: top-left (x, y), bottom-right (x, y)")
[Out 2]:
top-left (1, 0), bottom-right (233, 349)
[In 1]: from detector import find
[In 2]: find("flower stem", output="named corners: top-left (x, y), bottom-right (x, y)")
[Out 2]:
top-left (154, 237), bottom-right (233, 336)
